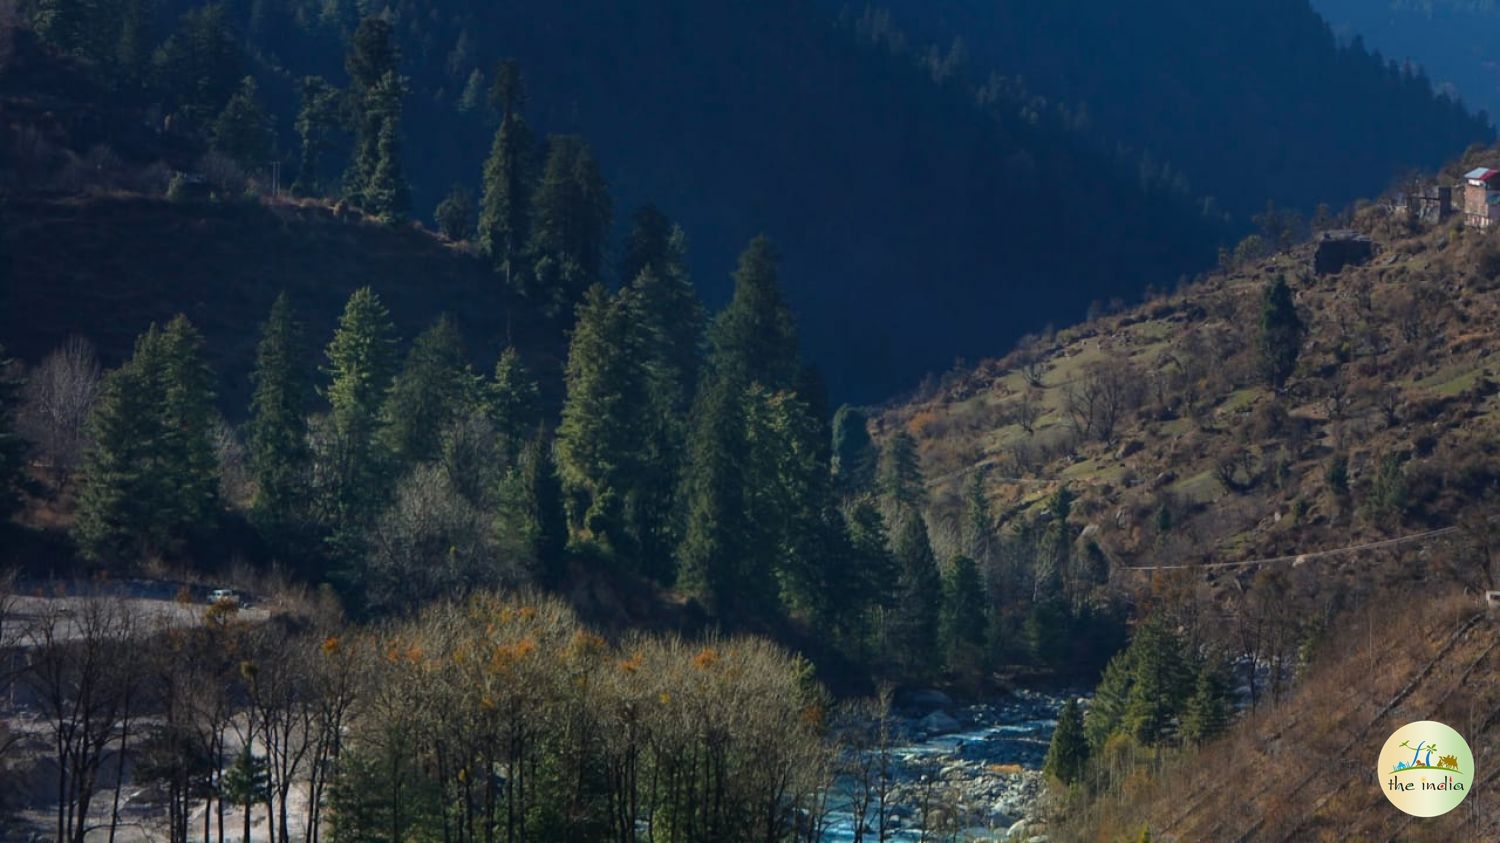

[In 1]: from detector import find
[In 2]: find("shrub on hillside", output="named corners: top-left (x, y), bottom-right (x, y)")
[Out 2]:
top-left (1476, 236), bottom-right (1500, 287)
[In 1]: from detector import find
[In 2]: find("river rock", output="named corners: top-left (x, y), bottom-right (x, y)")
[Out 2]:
top-left (917, 710), bottom-right (962, 735)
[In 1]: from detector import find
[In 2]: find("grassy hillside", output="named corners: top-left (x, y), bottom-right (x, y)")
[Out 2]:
top-left (886, 146), bottom-right (1500, 584)
top-left (880, 145), bottom-right (1500, 839)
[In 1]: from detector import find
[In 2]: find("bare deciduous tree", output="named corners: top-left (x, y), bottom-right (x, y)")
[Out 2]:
top-left (1011, 388), bottom-right (1042, 435)
top-left (1063, 359), bottom-right (1139, 443)
top-left (1015, 333), bottom-right (1047, 388)
top-left (24, 595), bottom-right (143, 843)
top-left (19, 337), bottom-right (101, 482)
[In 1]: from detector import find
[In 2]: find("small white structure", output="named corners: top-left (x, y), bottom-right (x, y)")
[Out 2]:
top-left (1485, 590), bottom-right (1500, 612)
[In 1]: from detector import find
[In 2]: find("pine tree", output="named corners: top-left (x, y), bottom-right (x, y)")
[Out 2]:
top-left (322, 287), bottom-right (399, 531)
top-left (434, 185), bottom-right (477, 241)
top-left (343, 18), bottom-right (406, 214)
top-left (157, 316), bottom-right (220, 537)
top-left (940, 554), bottom-right (988, 675)
top-left (0, 345), bottom-right (27, 520)
top-left (458, 67), bottom-right (485, 113)
top-left (154, 4), bottom-right (243, 127)
top-left (221, 747), bottom-right (270, 843)
top-left (677, 373), bottom-right (749, 617)
top-left (1259, 275), bottom-right (1303, 390)
top-left (1181, 658), bottom-right (1233, 746)
top-left (749, 387), bottom-right (837, 623)
top-left (74, 335), bottom-right (161, 563)
top-left (708, 236), bottom-right (800, 392)
top-left (345, 15), bottom-right (393, 87)
top-left (846, 501), bottom-right (899, 652)
top-left (555, 285), bottom-right (647, 560)
top-left (847, 502), bottom-right (897, 604)
top-left (962, 470), bottom-right (994, 562)
top-left (381, 315), bottom-right (479, 467)
top-left (293, 76), bottom-right (342, 196)
top-left (73, 318), bottom-right (218, 564)
top-left (1085, 648), bottom-right (1134, 751)
top-left (362, 96), bottom-right (411, 220)
top-left (528, 136), bottom-right (612, 319)
top-left (1044, 698), bottom-right (1089, 786)
top-left (624, 211), bottom-right (705, 414)
top-left (890, 513), bottom-right (942, 678)
top-left (832, 404), bottom-right (875, 495)
top-left (247, 293), bottom-right (311, 555)
top-left (878, 430), bottom-right (924, 523)
top-left (1122, 616), bottom-right (1192, 746)
top-left (622, 217), bottom-right (706, 583)
top-left (498, 434), bottom-right (568, 588)
top-left (212, 76), bottom-right (274, 170)
top-left (487, 346), bottom-right (541, 459)
top-left (479, 60), bottom-right (534, 290)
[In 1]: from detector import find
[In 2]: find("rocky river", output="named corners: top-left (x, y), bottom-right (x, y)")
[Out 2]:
top-left (820, 688), bottom-right (1073, 843)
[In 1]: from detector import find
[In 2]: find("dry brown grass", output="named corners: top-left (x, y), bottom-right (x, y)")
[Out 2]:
top-left (1056, 591), bottom-right (1498, 842)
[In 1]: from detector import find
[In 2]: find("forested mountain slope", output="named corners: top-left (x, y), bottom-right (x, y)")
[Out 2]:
top-left (876, 142), bottom-right (1500, 684)
top-left (14, 1), bottom-right (1493, 399)
top-left (877, 145), bottom-right (1500, 840)
top-left (855, 0), bottom-right (1495, 217)
top-left (25, 0), bottom-right (1236, 400)
top-left (1315, 0), bottom-right (1500, 121)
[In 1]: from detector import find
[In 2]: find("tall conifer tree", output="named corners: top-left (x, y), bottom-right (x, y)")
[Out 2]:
top-left (1259, 275), bottom-right (1303, 390)
top-left (293, 76), bottom-right (342, 195)
top-left (555, 285), bottom-right (647, 560)
top-left (1044, 698), bottom-right (1089, 786)
top-left (381, 316), bottom-right (479, 467)
top-left (498, 434), bottom-right (568, 588)
top-left (890, 513), bottom-right (942, 677)
top-left (248, 293), bottom-right (311, 553)
top-left (479, 59), bottom-right (533, 291)
top-left (158, 316), bottom-right (219, 534)
top-left (74, 318), bottom-right (218, 563)
top-left (344, 18), bottom-right (407, 216)
top-left (322, 287), bottom-right (399, 533)
top-left (677, 373), bottom-right (749, 617)
top-left (878, 430), bottom-right (924, 523)
top-left (941, 554), bottom-right (988, 675)
top-left (621, 209), bottom-right (706, 582)
top-left (488, 346), bottom-right (541, 461)
top-left (708, 236), bottom-right (799, 392)
top-left (832, 404), bottom-right (875, 495)
top-left (528, 136), bottom-right (611, 320)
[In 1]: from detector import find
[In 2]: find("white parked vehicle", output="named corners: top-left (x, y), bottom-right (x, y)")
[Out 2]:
top-left (207, 588), bottom-right (241, 607)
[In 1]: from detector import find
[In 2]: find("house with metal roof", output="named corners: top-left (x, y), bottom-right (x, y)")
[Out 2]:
top-left (1464, 167), bottom-right (1500, 229)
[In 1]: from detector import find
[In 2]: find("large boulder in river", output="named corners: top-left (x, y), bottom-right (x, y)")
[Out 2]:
top-left (903, 689), bottom-right (954, 712)
top-left (918, 710), bottom-right (962, 736)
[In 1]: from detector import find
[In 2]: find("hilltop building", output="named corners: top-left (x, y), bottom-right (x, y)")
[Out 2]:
top-left (1463, 168), bottom-right (1500, 229)
top-left (1406, 185), bottom-right (1453, 224)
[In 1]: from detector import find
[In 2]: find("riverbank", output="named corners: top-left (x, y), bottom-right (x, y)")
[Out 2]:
top-left (823, 688), bottom-right (1075, 842)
